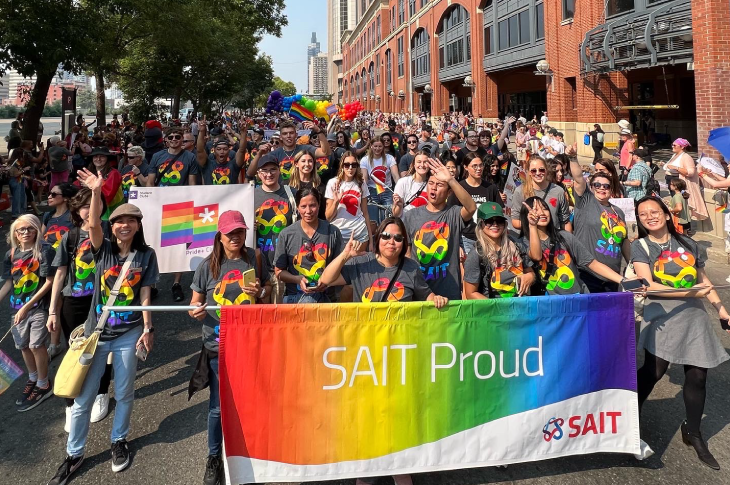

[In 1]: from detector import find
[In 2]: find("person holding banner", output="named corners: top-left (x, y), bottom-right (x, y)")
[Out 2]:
top-left (521, 196), bottom-right (627, 295)
top-left (631, 196), bottom-right (729, 470)
top-left (510, 156), bottom-right (571, 233)
top-left (274, 187), bottom-right (343, 303)
top-left (325, 152), bottom-right (372, 248)
top-left (568, 152), bottom-right (630, 293)
top-left (403, 157), bottom-right (476, 301)
top-left (254, 155), bottom-right (295, 304)
top-left (464, 203), bottom-right (535, 299)
top-left (321, 216), bottom-right (448, 311)
top-left (188, 210), bottom-right (269, 485)
top-left (49, 170), bottom-right (159, 484)
top-left (196, 120), bottom-right (245, 185)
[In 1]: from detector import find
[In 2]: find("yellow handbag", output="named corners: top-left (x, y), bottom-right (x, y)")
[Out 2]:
top-left (54, 252), bottom-right (136, 399)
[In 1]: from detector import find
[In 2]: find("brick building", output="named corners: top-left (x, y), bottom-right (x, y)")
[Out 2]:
top-left (341, 0), bottom-right (727, 159)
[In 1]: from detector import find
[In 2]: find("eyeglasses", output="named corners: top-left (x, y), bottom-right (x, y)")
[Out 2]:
top-left (591, 182), bottom-right (611, 190)
top-left (167, 135), bottom-right (182, 140)
top-left (469, 164), bottom-right (484, 170)
top-left (407, 140), bottom-right (418, 144)
top-left (258, 168), bottom-right (278, 175)
top-left (530, 168), bottom-right (547, 175)
top-left (15, 227), bottom-right (36, 234)
top-left (380, 232), bottom-right (404, 243)
top-left (183, 139), bottom-right (194, 143)
top-left (127, 156), bottom-right (140, 160)
top-left (48, 192), bottom-right (63, 198)
top-left (342, 162), bottom-right (359, 169)
top-left (638, 210), bottom-right (664, 219)
top-left (482, 218), bottom-right (506, 227)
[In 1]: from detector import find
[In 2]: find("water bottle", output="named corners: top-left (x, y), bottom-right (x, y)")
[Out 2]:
top-left (79, 353), bottom-right (94, 365)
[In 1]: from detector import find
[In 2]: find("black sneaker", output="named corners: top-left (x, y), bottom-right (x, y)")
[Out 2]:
top-left (17, 383), bottom-right (53, 412)
top-left (111, 439), bottom-right (130, 472)
top-left (172, 283), bottom-right (184, 302)
top-left (150, 287), bottom-right (159, 300)
top-left (47, 455), bottom-right (84, 485)
top-left (203, 454), bottom-right (223, 485)
top-left (15, 379), bottom-right (36, 405)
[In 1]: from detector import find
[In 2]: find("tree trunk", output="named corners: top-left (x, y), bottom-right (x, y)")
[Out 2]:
top-left (95, 68), bottom-right (106, 128)
top-left (171, 86), bottom-right (182, 119)
top-left (21, 67), bottom-right (54, 146)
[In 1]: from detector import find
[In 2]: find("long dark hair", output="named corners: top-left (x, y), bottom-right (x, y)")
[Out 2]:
top-left (207, 231), bottom-right (251, 280)
top-left (519, 196), bottom-right (566, 249)
top-left (635, 195), bottom-right (693, 251)
top-left (336, 130), bottom-right (351, 150)
top-left (110, 216), bottom-right (149, 253)
top-left (69, 188), bottom-right (107, 227)
top-left (593, 158), bottom-right (622, 198)
top-left (482, 154), bottom-right (501, 185)
top-left (439, 148), bottom-right (462, 180)
top-left (373, 216), bottom-right (409, 261)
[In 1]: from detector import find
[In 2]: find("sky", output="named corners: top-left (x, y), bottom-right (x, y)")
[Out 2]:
top-left (259, 0), bottom-right (328, 94)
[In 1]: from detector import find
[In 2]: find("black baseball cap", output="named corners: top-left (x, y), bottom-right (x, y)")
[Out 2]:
top-left (257, 154), bottom-right (279, 170)
top-left (252, 127), bottom-right (264, 136)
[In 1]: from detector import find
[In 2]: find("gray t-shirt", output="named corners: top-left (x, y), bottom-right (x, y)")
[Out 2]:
top-left (402, 205), bottom-right (465, 300)
top-left (528, 231), bottom-right (594, 295)
top-left (341, 253), bottom-right (431, 302)
top-left (398, 153), bottom-right (415, 174)
top-left (573, 189), bottom-right (627, 276)
top-left (120, 162), bottom-right (150, 202)
top-left (255, 185), bottom-right (295, 268)
top-left (150, 149), bottom-right (200, 187)
top-left (270, 145), bottom-right (315, 183)
top-left (273, 220), bottom-right (343, 296)
top-left (631, 236), bottom-right (703, 288)
top-left (463, 240), bottom-right (532, 298)
top-left (42, 210), bottom-right (73, 255)
top-left (191, 249), bottom-right (261, 352)
top-left (87, 240), bottom-right (159, 340)
top-left (1, 248), bottom-right (50, 316)
top-left (510, 183), bottom-right (570, 230)
top-left (53, 229), bottom-right (98, 297)
top-left (48, 146), bottom-right (73, 172)
top-left (202, 155), bottom-right (242, 185)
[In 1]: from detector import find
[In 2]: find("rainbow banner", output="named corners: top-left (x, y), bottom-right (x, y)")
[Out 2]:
top-left (0, 349), bottom-right (23, 396)
top-left (289, 102), bottom-right (315, 122)
top-left (219, 294), bottom-right (640, 483)
top-left (129, 185), bottom-right (254, 273)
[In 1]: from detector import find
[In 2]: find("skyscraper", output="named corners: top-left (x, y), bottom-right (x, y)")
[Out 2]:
top-left (307, 32), bottom-right (321, 94)
top-left (309, 53), bottom-right (329, 96)
top-left (327, 0), bottom-right (356, 103)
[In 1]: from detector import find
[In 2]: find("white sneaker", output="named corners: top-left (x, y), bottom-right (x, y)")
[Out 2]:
top-left (90, 393), bottom-right (110, 423)
top-left (65, 405), bottom-right (72, 433)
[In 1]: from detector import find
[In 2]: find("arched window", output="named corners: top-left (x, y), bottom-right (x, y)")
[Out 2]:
top-left (350, 76), bottom-right (355, 98)
top-left (355, 73), bottom-right (360, 97)
top-left (385, 49), bottom-right (392, 90)
top-left (437, 5), bottom-right (470, 69)
top-left (411, 28), bottom-right (430, 78)
top-left (369, 62), bottom-right (375, 93)
top-left (361, 68), bottom-right (367, 97)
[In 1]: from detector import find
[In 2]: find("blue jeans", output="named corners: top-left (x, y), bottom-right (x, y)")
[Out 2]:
top-left (9, 177), bottom-right (25, 217)
top-left (208, 357), bottom-right (222, 456)
top-left (283, 292), bottom-right (330, 304)
top-left (67, 327), bottom-right (142, 457)
top-left (367, 192), bottom-right (393, 226)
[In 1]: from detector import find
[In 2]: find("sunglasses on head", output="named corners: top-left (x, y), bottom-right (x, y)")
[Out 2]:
top-left (380, 232), bottom-right (404, 242)
top-left (530, 168), bottom-right (547, 175)
top-left (592, 182), bottom-right (611, 190)
top-left (343, 162), bottom-right (359, 169)
top-left (167, 134), bottom-right (182, 140)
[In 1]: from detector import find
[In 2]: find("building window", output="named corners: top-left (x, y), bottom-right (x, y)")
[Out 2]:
top-left (519, 10), bottom-right (530, 44)
top-left (397, 36), bottom-right (404, 77)
top-left (391, 6), bottom-right (396, 32)
top-left (606, 0), bottom-right (634, 17)
top-left (498, 10), bottom-right (531, 50)
top-left (563, 0), bottom-right (575, 20)
top-left (536, 3), bottom-right (544, 40)
top-left (484, 25), bottom-right (493, 55)
top-left (439, 46), bottom-right (444, 69)
top-left (377, 16), bottom-right (381, 41)
top-left (398, 0), bottom-right (404, 25)
top-left (439, 6), bottom-right (469, 68)
top-left (411, 29), bottom-right (430, 77)
top-left (369, 63), bottom-right (375, 92)
top-left (386, 50), bottom-right (392, 88)
top-left (362, 70), bottom-right (367, 97)
top-left (355, 73), bottom-right (360, 97)
top-left (466, 34), bottom-right (471, 60)
top-left (409, 0), bottom-right (416, 17)
top-left (376, 53), bottom-right (381, 84)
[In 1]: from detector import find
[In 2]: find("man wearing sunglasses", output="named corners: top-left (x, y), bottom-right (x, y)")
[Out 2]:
top-left (149, 126), bottom-right (199, 302)
top-left (119, 146), bottom-right (152, 202)
top-left (417, 125), bottom-right (439, 155)
top-left (398, 134), bottom-right (420, 176)
top-left (455, 129), bottom-right (487, 168)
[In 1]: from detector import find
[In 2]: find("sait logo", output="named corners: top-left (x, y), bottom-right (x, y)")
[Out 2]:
top-left (543, 417), bottom-right (564, 442)
top-left (543, 411), bottom-right (622, 443)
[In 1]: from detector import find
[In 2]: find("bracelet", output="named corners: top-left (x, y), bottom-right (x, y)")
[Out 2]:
top-left (49, 313), bottom-right (56, 316)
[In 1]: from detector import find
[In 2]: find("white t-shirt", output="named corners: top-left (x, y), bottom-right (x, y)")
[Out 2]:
top-left (325, 178), bottom-right (370, 240)
top-left (549, 140), bottom-right (565, 159)
top-left (540, 115), bottom-right (548, 125)
top-left (394, 175), bottom-right (429, 213)
top-left (539, 135), bottom-right (552, 158)
top-left (361, 154), bottom-right (397, 191)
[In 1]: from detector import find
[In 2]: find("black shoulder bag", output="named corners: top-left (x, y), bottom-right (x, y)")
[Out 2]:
top-left (380, 257), bottom-right (405, 302)
top-left (154, 150), bottom-right (184, 186)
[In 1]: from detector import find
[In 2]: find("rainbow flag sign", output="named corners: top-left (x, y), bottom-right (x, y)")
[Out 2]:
top-left (289, 102), bottom-right (315, 122)
top-left (129, 185), bottom-right (254, 273)
top-left (219, 294), bottom-right (640, 483)
top-left (0, 349), bottom-right (23, 396)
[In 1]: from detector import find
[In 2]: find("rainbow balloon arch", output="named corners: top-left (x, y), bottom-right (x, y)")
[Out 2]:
top-left (266, 90), bottom-right (364, 122)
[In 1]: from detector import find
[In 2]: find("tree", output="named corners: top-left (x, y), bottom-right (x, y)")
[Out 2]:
top-left (0, 0), bottom-right (92, 143)
top-left (77, 89), bottom-right (97, 113)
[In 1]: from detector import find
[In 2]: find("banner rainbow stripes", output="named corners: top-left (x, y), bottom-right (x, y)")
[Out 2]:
top-left (161, 201), bottom-right (218, 249)
top-left (289, 102), bottom-right (314, 122)
top-left (0, 349), bottom-right (23, 396)
top-left (219, 294), bottom-right (640, 482)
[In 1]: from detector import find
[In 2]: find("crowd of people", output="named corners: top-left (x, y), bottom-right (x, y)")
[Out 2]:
top-left (1, 108), bottom-right (729, 485)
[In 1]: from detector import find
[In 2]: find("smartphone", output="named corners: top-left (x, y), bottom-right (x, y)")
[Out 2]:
top-left (242, 268), bottom-right (256, 287)
top-left (514, 276), bottom-right (521, 297)
top-left (307, 280), bottom-right (318, 288)
top-left (622, 278), bottom-right (649, 291)
top-left (721, 319), bottom-right (730, 331)
top-left (135, 344), bottom-right (148, 362)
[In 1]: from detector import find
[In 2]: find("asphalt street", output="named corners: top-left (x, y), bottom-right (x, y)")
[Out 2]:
top-left (0, 193), bottom-right (729, 485)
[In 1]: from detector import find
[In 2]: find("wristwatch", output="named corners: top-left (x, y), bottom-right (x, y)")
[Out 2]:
top-left (259, 287), bottom-right (268, 299)
top-left (143, 327), bottom-right (155, 334)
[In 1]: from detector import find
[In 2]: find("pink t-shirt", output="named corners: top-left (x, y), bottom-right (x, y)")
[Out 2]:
top-left (620, 139), bottom-right (635, 169)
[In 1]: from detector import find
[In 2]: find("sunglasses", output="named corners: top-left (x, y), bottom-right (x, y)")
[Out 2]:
top-left (407, 140), bottom-right (418, 144)
top-left (48, 192), bottom-right (63, 198)
top-left (183, 139), bottom-right (194, 143)
top-left (380, 232), bottom-right (404, 243)
top-left (530, 168), bottom-right (547, 175)
top-left (592, 182), bottom-right (611, 190)
top-left (342, 162), bottom-right (359, 169)
top-left (167, 135), bottom-right (182, 140)
top-left (482, 218), bottom-right (506, 227)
